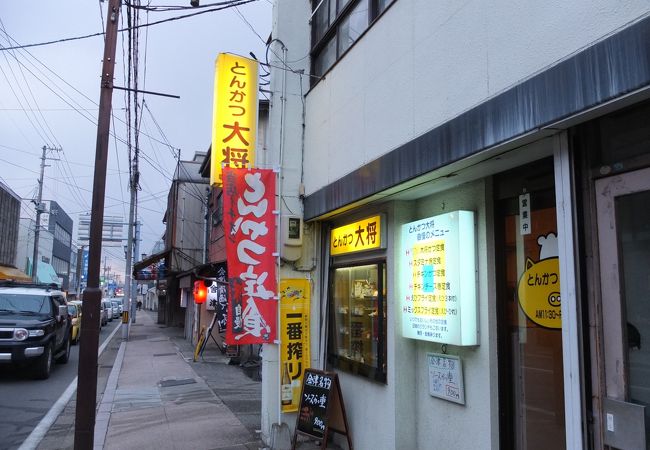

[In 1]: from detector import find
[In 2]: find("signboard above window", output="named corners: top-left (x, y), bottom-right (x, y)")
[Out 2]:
top-left (330, 215), bottom-right (382, 256)
top-left (400, 210), bottom-right (478, 346)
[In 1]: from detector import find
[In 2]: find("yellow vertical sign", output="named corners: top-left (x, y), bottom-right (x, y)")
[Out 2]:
top-left (280, 279), bottom-right (311, 413)
top-left (210, 53), bottom-right (259, 186)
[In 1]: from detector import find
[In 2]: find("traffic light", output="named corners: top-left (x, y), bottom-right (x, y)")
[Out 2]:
top-left (193, 280), bottom-right (207, 304)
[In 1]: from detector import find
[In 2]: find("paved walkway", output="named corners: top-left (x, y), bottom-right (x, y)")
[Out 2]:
top-left (37, 310), bottom-right (265, 450)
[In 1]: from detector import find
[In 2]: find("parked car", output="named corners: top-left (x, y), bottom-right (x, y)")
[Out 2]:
top-left (0, 281), bottom-right (72, 379)
top-left (99, 300), bottom-right (108, 326)
top-left (101, 299), bottom-right (114, 322)
top-left (67, 301), bottom-right (82, 345)
top-left (110, 300), bottom-right (122, 318)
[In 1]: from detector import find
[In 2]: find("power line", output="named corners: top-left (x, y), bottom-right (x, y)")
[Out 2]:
top-left (0, 0), bottom-right (258, 52)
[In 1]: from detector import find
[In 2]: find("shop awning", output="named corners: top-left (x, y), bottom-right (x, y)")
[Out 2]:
top-left (35, 261), bottom-right (62, 286)
top-left (0, 265), bottom-right (31, 282)
top-left (133, 249), bottom-right (170, 281)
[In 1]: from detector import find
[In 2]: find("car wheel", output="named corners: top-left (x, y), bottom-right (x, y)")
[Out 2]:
top-left (33, 343), bottom-right (53, 380)
top-left (56, 336), bottom-right (71, 364)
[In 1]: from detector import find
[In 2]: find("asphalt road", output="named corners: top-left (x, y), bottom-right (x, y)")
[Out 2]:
top-left (0, 319), bottom-right (121, 450)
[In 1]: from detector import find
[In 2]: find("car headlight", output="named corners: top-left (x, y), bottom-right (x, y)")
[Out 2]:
top-left (28, 329), bottom-right (45, 337)
top-left (14, 328), bottom-right (28, 341)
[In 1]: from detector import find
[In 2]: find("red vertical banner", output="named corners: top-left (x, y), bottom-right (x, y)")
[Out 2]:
top-left (223, 167), bottom-right (277, 344)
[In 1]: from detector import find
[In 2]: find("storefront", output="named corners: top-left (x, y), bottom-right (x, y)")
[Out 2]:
top-left (301, 129), bottom-right (589, 449)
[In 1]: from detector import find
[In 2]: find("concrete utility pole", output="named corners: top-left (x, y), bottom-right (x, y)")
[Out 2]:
top-left (31, 145), bottom-right (60, 282)
top-left (123, 174), bottom-right (136, 337)
top-left (75, 246), bottom-right (84, 298)
top-left (131, 221), bottom-right (140, 324)
top-left (74, 0), bottom-right (120, 447)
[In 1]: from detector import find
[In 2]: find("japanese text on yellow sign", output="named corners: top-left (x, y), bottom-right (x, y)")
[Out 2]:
top-left (517, 257), bottom-right (561, 328)
top-left (330, 215), bottom-right (381, 256)
top-left (210, 53), bottom-right (259, 186)
top-left (280, 279), bottom-right (311, 413)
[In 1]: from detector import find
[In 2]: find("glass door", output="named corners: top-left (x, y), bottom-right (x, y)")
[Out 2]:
top-left (495, 158), bottom-right (565, 450)
top-left (596, 166), bottom-right (650, 447)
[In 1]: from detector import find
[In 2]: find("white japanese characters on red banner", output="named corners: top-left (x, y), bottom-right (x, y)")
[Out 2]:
top-left (223, 167), bottom-right (277, 344)
top-left (400, 210), bottom-right (478, 346)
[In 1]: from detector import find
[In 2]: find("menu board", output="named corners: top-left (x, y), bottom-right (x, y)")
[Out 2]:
top-left (400, 210), bottom-right (478, 346)
top-left (293, 369), bottom-right (353, 450)
top-left (427, 353), bottom-right (465, 404)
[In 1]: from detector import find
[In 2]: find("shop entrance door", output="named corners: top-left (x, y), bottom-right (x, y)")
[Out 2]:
top-left (495, 158), bottom-right (566, 450)
top-left (596, 167), bottom-right (650, 449)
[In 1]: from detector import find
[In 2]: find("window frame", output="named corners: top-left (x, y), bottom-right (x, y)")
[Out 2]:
top-left (310, 0), bottom-right (396, 81)
top-left (327, 258), bottom-right (387, 383)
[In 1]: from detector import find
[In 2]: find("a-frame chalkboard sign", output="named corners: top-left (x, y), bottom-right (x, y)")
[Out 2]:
top-left (292, 368), bottom-right (352, 450)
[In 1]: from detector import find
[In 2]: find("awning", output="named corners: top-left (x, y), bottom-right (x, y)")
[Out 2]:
top-left (35, 261), bottom-right (62, 286)
top-left (133, 249), bottom-right (169, 281)
top-left (0, 265), bottom-right (31, 282)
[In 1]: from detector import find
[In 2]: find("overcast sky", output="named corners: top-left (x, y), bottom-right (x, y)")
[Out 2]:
top-left (0, 0), bottom-right (272, 278)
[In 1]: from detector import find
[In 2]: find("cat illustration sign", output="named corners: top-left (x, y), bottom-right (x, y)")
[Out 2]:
top-left (517, 233), bottom-right (561, 329)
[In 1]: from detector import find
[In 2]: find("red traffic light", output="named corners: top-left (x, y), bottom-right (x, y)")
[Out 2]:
top-left (194, 280), bottom-right (207, 304)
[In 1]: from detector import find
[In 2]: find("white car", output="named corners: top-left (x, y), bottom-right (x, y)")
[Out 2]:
top-left (110, 300), bottom-right (121, 318)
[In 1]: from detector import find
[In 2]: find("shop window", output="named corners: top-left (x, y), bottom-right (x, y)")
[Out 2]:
top-left (328, 261), bottom-right (387, 382)
top-left (311, 0), bottom-right (396, 79)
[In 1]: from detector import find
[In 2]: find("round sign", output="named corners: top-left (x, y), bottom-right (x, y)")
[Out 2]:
top-left (517, 257), bottom-right (561, 329)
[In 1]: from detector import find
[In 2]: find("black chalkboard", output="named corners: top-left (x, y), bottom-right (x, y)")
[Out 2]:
top-left (292, 369), bottom-right (352, 450)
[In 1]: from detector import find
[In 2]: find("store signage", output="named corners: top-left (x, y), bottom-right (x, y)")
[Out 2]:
top-left (206, 263), bottom-right (228, 333)
top-left (400, 210), bottom-right (478, 346)
top-left (330, 215), bottom-right (381, 256)
top-left (517, 232), bottom-right (561, 329)
top-left (427, 353), bottom-right (465, 404)
top-left (293, 369), bottom-right (352, 446)
top-left (210, 53), bottom-right (259, 186)
top-left (280, 279), bottom-right (311, 413)
top-left (519, 193), bottom-right (531, 235)
top-left (223, 167), bottom-right (277, 344)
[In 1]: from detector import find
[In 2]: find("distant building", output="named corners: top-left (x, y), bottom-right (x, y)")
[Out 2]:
top-left (0, 181), bottom-right (20, 267)
top-left (45, 201), bottom-right (73, 290)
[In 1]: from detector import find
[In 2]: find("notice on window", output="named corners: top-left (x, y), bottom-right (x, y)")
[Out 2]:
top-left (427, 352), bottom-right (465, 404)
top-left (400, 210), bottom-right (478, 346)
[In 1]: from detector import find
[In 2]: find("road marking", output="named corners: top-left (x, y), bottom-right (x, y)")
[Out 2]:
top-left (18, 322), bottom-right (122, 450)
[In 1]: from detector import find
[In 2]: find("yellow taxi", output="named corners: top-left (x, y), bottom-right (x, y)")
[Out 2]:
top-left (68, 300), bottom-right (83, 345)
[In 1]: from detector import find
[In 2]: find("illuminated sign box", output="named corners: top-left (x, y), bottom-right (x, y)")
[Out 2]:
top-left (400, 210), bottom-right (478, 346)
top-left (330, 215), bottom-right (382, 256)
top-left (210, 53), bottom-right (259, 186)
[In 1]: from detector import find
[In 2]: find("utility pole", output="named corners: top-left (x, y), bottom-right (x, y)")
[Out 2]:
top-left (31, 145), bottom-right (60, 282)
top-left (123, 175), bottom-right (135, 336)
top-left (74, 0), bottom-right (120, 447)
top-left (75, 246), bottom-right (84, 299)
top-left (127, 220), bottom-right (140, 326)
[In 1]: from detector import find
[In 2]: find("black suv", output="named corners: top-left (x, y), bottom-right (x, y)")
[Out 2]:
top-left (0, 281), bottom-right (72, 379)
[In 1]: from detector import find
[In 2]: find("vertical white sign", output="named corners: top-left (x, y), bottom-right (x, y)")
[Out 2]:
top-left (519, 193), bottom-right (531, 235)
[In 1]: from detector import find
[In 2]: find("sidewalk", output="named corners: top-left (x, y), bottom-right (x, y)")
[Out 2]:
top-left (38, 309), bottom-right (265, 450)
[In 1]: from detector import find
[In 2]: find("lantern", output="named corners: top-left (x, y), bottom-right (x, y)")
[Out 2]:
top-left (194, 280), bottom-right (207, 304)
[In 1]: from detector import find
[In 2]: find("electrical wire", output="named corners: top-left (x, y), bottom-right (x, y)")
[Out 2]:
top-left (0, 0), bottom-right (258, 52)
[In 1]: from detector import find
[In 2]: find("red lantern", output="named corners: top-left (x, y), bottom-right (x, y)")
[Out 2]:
top-left (194, 280), bottom-right (207, 304)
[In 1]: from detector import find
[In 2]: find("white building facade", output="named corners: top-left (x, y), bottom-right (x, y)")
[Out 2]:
top-left (262, 1), bottom-right (650, 449)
